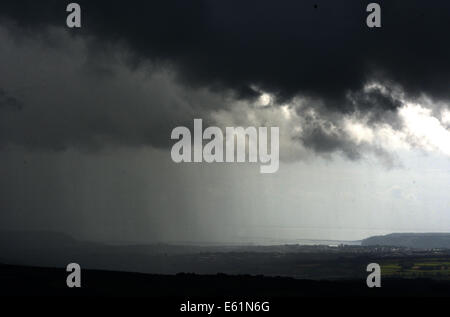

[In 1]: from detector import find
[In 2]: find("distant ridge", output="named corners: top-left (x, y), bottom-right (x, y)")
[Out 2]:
top-left (0, 230), bottom-right (80, 249)
top-left (361, 233), bottom-right (450, 249)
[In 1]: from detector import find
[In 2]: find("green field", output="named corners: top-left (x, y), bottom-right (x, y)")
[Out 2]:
top-left (381, 258), bottom-right (450, 279)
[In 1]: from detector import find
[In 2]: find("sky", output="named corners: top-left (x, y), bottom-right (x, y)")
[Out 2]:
top-left (0, 1), bottom-right (450, 244)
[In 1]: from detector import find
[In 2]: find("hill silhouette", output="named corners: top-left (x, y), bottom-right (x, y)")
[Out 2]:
top-left (362, 233), bottom-right (450, 249)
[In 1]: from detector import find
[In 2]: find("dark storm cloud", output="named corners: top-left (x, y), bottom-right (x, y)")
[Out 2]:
top-left (0, 89), bottom-right (22, 111)
top-left (1, 1), bottom-right (449, 249)
top-left (1, 0), bottom-right (450, 156)
top-left (346, 85), bottom-right (404, 129)
top-left (2, 0), bottom-right (450, 107)
top-left (348, 87), bottom-right (401, 113)
top-left (298, 111), bottom-right (397, 167)
top-left (0, 22), bottom-right (227, 151)
top-left (300, 123), bottom-right (361, 160)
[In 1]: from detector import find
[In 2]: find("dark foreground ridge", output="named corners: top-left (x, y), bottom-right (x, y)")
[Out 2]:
top-left (1, 263), bottom-right (449, 297)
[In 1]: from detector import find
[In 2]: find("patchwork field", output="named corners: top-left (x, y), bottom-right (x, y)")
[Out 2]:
top-left (381, 258), bottom-right (450, 279)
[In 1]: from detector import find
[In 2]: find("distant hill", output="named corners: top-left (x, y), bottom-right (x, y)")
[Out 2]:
top-left (361, 233), bottom-right (450, 249)
top-left (0, 230), bottom-right (80, 249)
